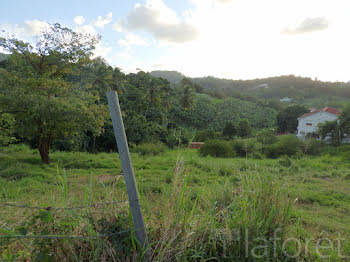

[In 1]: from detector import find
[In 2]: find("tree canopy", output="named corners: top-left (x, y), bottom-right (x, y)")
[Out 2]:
top-left (276, 105), bottom-right (308, 133)
top-left (0, 24), bottom-right (107, 163)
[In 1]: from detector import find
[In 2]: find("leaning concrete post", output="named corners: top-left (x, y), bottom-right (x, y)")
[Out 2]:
top-left (106, 91), bottom-right (149, 259)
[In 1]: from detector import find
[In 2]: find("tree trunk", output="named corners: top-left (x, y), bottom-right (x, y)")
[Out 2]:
top-left (39, 137), bottom-right (51, 164)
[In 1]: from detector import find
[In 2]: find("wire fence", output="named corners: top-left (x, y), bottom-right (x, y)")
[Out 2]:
top-left (0, 200), bottom-right (129, 210)
top-left (0, 200), bottom-right (135, 241)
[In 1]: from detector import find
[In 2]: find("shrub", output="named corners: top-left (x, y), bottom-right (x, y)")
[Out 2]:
top-left (230, 138), bottom-right (261, 157)
top-left (256, 128), bottom-right (277, 145)
top-left (302, 138), bottom-right (325, 155)
top-left (263, 135), bottom-right (302, 158)
top-left (133, 142), bottom-right (167, 156)
top-left (195, 129), bottom-right (220, 142)
top-left (222, 121), bottom-right (237, 139)
top-left (165, 128), bottom-right (195, 148)
top-left (199, 140), bottom-right (234, 158)
top-left (237, 119), bottom-right (252, 138)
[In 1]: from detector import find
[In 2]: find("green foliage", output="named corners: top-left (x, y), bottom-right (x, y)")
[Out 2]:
top-left (3, 145), bottom-right (350, 260)
top-left (256, 128), bottom-right (277, 145)
top-left (194, 129), bottom-right (219, 142)
top-left (172, 95), bottom-right (277, 132)
top-left (230, 138), bottom-right (261, 157)
top-left (0, 113), bottom-right (16, 146)
top-left (278, 155), bottom-right (292, 167)
top-left (237, 119), bottom-right (252, 138)
top-left (199, 139), bottom-right (234, 158)
top-left (150, 70), bottom-right (185, 83)
top-left (302, 138), bottom-right (325, 155)
top-left (180, 77), bottom-right (203, 93)
top-left (276, 105), bottom-right (309, 133)
top-left (133, 142), bottom-right (167, 156)
top-left (318, 120), bottom-right (342, 146)
top-left (0, 24), bottom-right (106, 163)
top-left (0, 52), bottom-right (9, 62)
top-left (222, 121), bottom-right (237, 139)
top-left (165, 128), bottom-right (195, 148)
top-left (181, 85), bottom-right (197, 110)
top-left (340, 103), bottom-right (350, 134)
top-left (263, 135), bottom-right (302, 158)
top-left (192, 74), bottom-right (350, 105)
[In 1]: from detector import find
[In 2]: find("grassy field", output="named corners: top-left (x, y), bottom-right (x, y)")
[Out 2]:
top-left (1, 144), bottom-right (350, 261)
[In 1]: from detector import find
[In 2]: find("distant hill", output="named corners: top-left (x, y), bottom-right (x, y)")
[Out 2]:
top-left (150, 70), bottom-right (185, 84)
top-left (192, 75), bottom-right (350, 105)
top-left (149, 70), bottom-right (350, 108)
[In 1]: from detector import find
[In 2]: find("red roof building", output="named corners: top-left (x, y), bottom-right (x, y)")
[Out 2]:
top-left (298, 107), bottom-right (341, 120)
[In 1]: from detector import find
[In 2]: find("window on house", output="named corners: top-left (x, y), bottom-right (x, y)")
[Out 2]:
top-left (306, 123), bottom-right (312, 126)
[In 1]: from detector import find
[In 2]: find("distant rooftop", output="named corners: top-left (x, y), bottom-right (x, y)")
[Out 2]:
top-left (298, 107), bottom-right (341, 119)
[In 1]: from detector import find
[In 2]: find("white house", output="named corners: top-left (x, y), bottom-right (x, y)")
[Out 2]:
top-left (297, 107), bottom-right (341, 139)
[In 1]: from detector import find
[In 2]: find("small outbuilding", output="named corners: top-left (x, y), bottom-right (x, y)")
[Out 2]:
top-left (189, 142), bottom-right (204, 149)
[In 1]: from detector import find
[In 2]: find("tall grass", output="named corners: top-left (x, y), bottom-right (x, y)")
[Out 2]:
top-left (147, 158), bottom-right (295, 261)
top-left (2, 145), bottom-right (350, 261)
top-left (0, 154), bottom-right (297, 261)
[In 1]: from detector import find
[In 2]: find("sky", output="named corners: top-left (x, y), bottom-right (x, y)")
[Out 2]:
top-left (1, 0), bottom-right (350, 82)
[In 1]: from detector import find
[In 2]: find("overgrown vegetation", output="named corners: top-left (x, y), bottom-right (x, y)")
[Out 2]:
top-left (2, 145), bottom-right (350, 261)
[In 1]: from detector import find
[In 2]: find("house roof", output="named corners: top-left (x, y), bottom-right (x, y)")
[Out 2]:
top-left (298, 107), bottom-right (341, 120)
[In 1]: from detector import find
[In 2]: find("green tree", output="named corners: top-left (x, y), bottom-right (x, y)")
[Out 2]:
top-left (0, 113), bottom-right (16, 146)
top-left (0, 24), bottom-right (107, 163)
top-left (340, 104), bottom-right (350, 136)
top-left (318, 120), bottom-right (342, 146)
top-left (181, 85), bottom-right (196, 110)
top-left (180, 77), bottom-right (203, 93)
top-left (237, 119), bottom-right (252, 138)
top-left (222, 121), bottom-right (237, 139)
top-left (256, 128), bottom-right (277, 145)
top-left (276, 105), bottom-right (309, 133)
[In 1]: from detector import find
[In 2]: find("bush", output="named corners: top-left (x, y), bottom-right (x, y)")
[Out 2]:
top-left (302, 138), bottom-right (325, 155)
top-left (166, 128), bottom-right (195, 148)
top-left (133, 143), bottom-right (167, 156)
top-left (199, 140), bottom-right (235, 158)
top-left (256, 128), bottom-right (277, 145)
top-left (263, 135), bottom-right (302, 158)
top-left (195, 129), bottom-right (220, 142)
top-left (230, 138), bottom-right (261, 157)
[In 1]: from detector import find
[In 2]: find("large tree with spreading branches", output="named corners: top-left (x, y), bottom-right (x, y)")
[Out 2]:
top-left (0, 24), bottom-right (107, 163)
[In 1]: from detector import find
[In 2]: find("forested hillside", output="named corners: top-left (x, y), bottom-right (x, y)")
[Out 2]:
top-left (0, 37), bottom-right (278, 157)
top-left (151, 71), bottom-right (350, 109)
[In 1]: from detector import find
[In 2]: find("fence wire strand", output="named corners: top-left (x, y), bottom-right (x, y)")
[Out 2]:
top-left (0, 200), bottom-right (142, 241)
top-left (0, 200), bottom-right (130, 210)
top-left (0, 229), bottom-right (132, 240)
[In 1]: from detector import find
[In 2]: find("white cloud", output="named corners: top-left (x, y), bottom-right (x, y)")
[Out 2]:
top-left (116, 50), bottom-right (133, 61)
top-left (118, 33), bottom-right (147, 47)
top-left (112, 20), bottom-right (123, 32)
top-left (73, 16), bottom-right (85, 25)
top-left (117, 0), bottom-right (199, 43)
top-left (283, 17), bottom-right (330, 35)
top-left (0, 19), bottom-right (50, 39)
top-left (75, 25), bottom-right (97, 35)
top-left (93, 43), bottom-right (112, 59)
top-left (214, 0), bottom-right (232, 4)
top-left (24, 20), bottom-right (50, 36)
top-left (138, 0), bottom-right (350, 82)
top-left (94, 12), bottom-right (113, 28)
